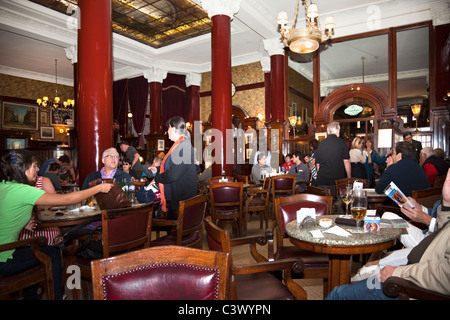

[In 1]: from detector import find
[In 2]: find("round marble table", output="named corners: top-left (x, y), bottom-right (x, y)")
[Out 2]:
top-left (286, 215), bottom-right (405, 293)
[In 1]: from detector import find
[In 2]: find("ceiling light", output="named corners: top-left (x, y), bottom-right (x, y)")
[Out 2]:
top-left (36, 59), bottom-right (75, 111)
top-left (277, 0), bottom-right (335, 54)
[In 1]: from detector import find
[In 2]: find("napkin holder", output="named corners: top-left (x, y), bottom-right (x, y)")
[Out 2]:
top-left (299, 216), bottom-right (318, 228)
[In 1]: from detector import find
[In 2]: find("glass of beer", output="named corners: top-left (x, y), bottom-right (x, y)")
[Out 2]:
top-left (351, 189), bottom-right (367, 230)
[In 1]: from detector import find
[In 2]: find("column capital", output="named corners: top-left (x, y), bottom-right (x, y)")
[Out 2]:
top-left (260, 56), bottom-right (271, 73)
top-left (186, 72), bottom-right (202, 87)
top-left (200, 0), bottom-right (240, 19)
top-left (143, 67), bottom-right (168, 83)
top-left (65, 45), bottom-right (77, 64)
top-left (263, 38), bottom-right (285, 56)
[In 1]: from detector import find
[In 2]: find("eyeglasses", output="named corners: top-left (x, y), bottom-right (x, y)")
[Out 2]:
top-left (104, 155), bottom-right (118, 159)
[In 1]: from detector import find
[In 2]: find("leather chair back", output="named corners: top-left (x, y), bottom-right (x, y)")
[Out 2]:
top-left (91, 246), bottom-right (230, 300)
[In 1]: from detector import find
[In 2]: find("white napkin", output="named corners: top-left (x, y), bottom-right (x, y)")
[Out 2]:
top-left (323, 225), bottom-right (352, 237)
top-left (296, 208), bottom-right (316, 224)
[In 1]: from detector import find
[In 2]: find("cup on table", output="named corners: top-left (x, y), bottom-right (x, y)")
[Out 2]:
top-left (351, 189), bottom-right (367, 230)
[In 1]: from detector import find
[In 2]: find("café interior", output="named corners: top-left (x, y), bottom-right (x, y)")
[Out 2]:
top-left (0, 0), bottom-right (449, 301)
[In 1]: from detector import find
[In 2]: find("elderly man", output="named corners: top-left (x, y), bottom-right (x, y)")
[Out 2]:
top-left (81, 147), bottom-right (132, 190)
top-left (314, 121), bottom-right (351, 197)
top-left (420, 147), bottom-right (449, 186)
top-left (375, 141), bottom-right (430, 197)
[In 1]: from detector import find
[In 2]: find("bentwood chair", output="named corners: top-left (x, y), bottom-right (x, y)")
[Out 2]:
top-left (245, 177), bottom-right (271, 231)
top-left (411, 186), bottom-right (442, 209)
top-left (271, 175), bottom-right (296, 215)
top-left (70, 202), bottom-right (156, 299)
top-left (234, 174), bottom-right (249, 185)
top-left (204, 216), bottom-right (307, 300)
top-left (209, 181), bottom-right (244, 237)
top-left (209, 176), bottom-right (235, 184)
top-left (0, 237), bottom-right (54, 300)
top-left (306, 185), bottom-right (332, 197)
top-left (151, 194), bottom-right (206, 249)
top-left (91, 246), bottom-right (230, 300)
top-left (272, 193), bottom-right (333, 296)
top-left (383, 276), bottom-right (450, 300)
top-left (335, 177), bottom-right (369, 197)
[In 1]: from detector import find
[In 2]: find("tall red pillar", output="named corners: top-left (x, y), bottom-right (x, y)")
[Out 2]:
top-left (77, 0), bottom-right (113, 185)
top-left (149, 82), bottom-right (162, 134)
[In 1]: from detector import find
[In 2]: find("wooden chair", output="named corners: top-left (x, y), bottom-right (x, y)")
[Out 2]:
top-left (209, 176), bottom-right (235, 184)
top-left (412, 186), bottom-right (442, 209)
top-left (70, 202), bottom-right (156, 299)
top-left (383, 276), bottom-right (450, 300)
top-left (271, 174), bottom-right (296, 215)
top-left (272, 193), bottom-right (333, 296)
top-left (0, 237), bottom-right (54, 300)
top-left (204, 216), bottom-right (307, 300)
top-left (245, 177), bottom-right (271, 232)
top-left (91, 246), bottom-right (230, 300)
top-left (335, 177), bottom-right (369, 197)
top-left (433, 175), bottom-right (446, 187)
top-left (234, 174), bottom-right (249, 184)
top-left (209, 181), bottom-right (244, 237)
top-left (306, 185), bottom-right (331, 196)
top-left (151, 194), bottom-right (206, 249)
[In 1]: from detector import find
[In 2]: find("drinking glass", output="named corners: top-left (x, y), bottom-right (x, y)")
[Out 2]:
top-left (351, 189), bottom-right (367, 230)
top-left (340, 187), bottom-right (352, 217)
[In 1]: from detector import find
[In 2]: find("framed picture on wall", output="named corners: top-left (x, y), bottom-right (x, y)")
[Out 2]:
top-left (315, 132), bottom-right (327, 142)
top-left (2, 102), bottom-right (38, 130)
top-left (40, 126), bottom-right (54, 139)
top-left (157, 139), bottom-right (165, 151)
top-left (40, 111), bottom-right (49, 125)
top-left (50, 108), bottom-right (74, 127)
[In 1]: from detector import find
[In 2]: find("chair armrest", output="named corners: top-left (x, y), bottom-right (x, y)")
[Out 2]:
top-left (228, 229), bottom-right (274, 263)
top-left (152, 218), bottom-right (178, 227)
top-left (383, 276), bottom-right (450, 300)
top-left (0, 236), bottom-right (47, 252)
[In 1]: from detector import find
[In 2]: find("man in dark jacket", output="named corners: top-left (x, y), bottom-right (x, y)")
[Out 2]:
top-left (403, 132), bottom-right (422, 163)
top-left (420, 147), bottom-right (449, 185)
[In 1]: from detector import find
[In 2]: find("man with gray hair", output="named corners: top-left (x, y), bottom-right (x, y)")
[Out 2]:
top-left (81, 147), bottom-right (132, 190)
top-left (420, 147), bottom-right (449, 185)
top-left (314, 121), bottom-right (351, 197)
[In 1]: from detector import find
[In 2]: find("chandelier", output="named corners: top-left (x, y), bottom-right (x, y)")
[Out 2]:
top-left (36, 59), bottom-right (75, 111)
top-left (277, 0), bottom-right (335, 54)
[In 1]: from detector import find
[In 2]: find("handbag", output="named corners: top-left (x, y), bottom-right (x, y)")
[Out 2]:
top-left (53, 218), bottom-right (103, 259)
top-left (89, 178), bottom-right (131, 210)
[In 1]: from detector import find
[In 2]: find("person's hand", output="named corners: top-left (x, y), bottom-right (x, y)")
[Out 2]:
top-left (400, 197), bottom-right (432, 226)
top-left (380, 265), bottom-right (396, 283)
top-left (149, 179), bottom-right (155, 185)
top-left (24, 217), bottom-right (38, 231)
top-left (150, 167), bottom-right (157, 174)
top-left (97, 183), bottom-right (113, 193)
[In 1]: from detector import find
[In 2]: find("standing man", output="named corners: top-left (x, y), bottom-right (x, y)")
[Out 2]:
top-left (314, 121), bottom-right (351, 197)
top-left (288, 151), bottom-right (310, 193)
top-left (120, 141), bottom-right (144, 179)
top-left (403, 132), bottom-right (422, 163)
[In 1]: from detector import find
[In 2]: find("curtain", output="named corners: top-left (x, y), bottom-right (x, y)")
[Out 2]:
top-left (128, 76), bottom-right (149, 147)
top-left (161, 73), bottom-right (187, 131)
top-left (113, 79), bottom-right (128, 147)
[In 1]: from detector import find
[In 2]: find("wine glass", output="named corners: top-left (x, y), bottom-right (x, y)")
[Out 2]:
top-left (351, 189), bottom-right (367, 231)
top-left (340, 187), bottom-right (352, 217)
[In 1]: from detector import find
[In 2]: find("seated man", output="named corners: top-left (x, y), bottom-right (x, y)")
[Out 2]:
top-left (81, 147), bottom-right (132, 190)
top-left (251, 152), bottom-right (271, 185)
top-left (327, 171), bottom-right (450, 299)
top-left (38, 154), bottom-right (76, 183)
top-left (375, 141), bottom-right (430, 197)
top-left (43, 162), bottom-right (62, 192)
top-left (288, 151), bottom-right (310, 193)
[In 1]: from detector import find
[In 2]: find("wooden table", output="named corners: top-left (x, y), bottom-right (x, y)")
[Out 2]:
top-left (285, 215), bottom-right (405, 293)
top-left (365, 188), bottom-right (387, 209)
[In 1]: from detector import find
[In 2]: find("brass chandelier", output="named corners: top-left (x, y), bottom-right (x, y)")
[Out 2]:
top-left (277, 0), bottom-right (335, 54)
top-left (36, 59), bottom-right (75, 111)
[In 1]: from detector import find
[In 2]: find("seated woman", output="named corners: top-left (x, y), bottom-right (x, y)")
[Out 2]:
top-left (121, 157), bottom-right (139, 180)
top-left (349, 137), bottom-right (368, 179)
top-left (251, 152), bottom-right (271, 185)
top-left (0, 149), bottom-right (112, 299)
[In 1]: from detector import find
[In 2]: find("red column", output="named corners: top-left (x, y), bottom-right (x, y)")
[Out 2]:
top-left (77, 0), bottom-right (113, 185)
top-left (149, 82), bottom-right (162, 134)
top-left (264, 72), bottom-right (271, 122)
top-left (270, 54), bottom-right (286, 122)
top-left (211, 14), bottom-right (232, 177)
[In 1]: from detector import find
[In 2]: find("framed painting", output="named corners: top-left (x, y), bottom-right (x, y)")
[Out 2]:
top-left (40, 111), bottom-right (49, 125)
top-left (2, 102), bottom-right (38, 130)
top-left (40, 126), bottom-right (54, 139)
top-left (315, 132), bottom-right (327, 142)
top-left (157, 139), bottom-right (165, 151)
top-left (6, 137), bottom-right (27, 149)
top-left (50, 108), bottom-right (74, 127)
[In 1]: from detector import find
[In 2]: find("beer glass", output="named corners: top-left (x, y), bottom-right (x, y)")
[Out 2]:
top-left (351, 189), bottom-right (367, 230)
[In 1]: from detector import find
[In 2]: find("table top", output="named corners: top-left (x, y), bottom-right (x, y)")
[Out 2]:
top-left (364, 188), bottom-right (386, 198)
top-left (286, 215), bottom-right (405, 247)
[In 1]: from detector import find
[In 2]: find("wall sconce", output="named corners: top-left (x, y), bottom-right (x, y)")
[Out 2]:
top-left (410, 104), bottom-right (421, 132)
top-left (59, 128), bottom-right (64, 134)
top-left (186, 121), bottom-right (192, 130)
top-left (289, 115), bottom-right (297, 139)
top-left (257, 113), bottom-right (264, 122)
